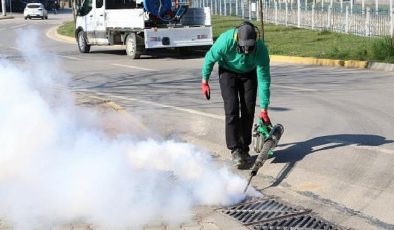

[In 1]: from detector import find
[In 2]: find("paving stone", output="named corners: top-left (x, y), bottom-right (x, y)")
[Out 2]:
top-left (200, 222), bottom-right (220, 230)
top-left (144, 225), bottom-right (167, 230)
top-left (164, 225), bottom-right (182, 230)
top-left (180, 226), bottom-right (202, 230)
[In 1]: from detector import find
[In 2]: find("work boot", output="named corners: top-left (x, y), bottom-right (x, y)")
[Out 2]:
top-left (231, 149), bottom-right (251, 169)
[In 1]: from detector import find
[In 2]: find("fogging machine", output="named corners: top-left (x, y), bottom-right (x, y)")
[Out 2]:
top-left (244, 120), bottom-right (284, 192)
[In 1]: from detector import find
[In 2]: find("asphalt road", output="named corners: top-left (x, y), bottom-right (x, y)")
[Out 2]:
top-left (1, 11), bottom-right (394, 230)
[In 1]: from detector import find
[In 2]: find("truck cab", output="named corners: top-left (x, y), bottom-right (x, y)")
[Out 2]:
top-left (75, 0), bottom-right (213, 59)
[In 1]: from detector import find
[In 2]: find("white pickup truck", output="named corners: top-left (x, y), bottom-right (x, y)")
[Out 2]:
top-left (75, 0), bottom-right (213, 59)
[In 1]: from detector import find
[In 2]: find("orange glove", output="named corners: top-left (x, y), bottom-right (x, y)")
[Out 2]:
top-left (201, 82), bottom-right (210, 100)
top-left (259, 110), bottom-right (272, 126)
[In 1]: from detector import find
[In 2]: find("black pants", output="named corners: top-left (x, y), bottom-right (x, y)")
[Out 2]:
top-left (219, 66), bottom-right (257, 153)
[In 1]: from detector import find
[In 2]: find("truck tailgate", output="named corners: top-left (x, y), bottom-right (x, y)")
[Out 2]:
top-left (144, 27), bottom-right (213, 48)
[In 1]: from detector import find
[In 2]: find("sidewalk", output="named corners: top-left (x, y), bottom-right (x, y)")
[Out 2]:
top-left (0, 15), bottom-right (14, 20)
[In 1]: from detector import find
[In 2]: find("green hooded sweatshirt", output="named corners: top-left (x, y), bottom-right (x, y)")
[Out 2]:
top-left (201, 28), bottom-right (271, 109)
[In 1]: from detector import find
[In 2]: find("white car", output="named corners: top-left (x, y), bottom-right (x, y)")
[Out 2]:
top-left (24, 3), bottom-right (48, 20)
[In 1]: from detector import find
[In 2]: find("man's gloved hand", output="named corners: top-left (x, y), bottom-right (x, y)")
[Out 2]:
top-left (259, 110), bottom-right (272, 126)
top-left (201, 81), bottom-right (210, 100)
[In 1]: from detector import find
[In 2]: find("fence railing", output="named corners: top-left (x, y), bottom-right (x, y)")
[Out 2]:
top-left (192, 0), bottom-right (394, 37)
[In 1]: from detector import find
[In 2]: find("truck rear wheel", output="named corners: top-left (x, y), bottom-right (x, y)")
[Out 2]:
top-left (126, 33), bottom-right (141, 59)
top-left (77, 31), bottom-right (91, 53)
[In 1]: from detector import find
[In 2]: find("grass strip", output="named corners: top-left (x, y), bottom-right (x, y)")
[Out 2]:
top-left (57, 21), bottom-right (75, 38)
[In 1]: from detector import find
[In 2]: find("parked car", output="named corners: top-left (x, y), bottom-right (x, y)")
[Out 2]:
top-left (24, 3), bottom-right (48, 20)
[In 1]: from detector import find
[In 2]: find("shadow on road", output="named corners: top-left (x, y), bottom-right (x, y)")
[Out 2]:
top-left (264, 134), bottom-right (394, 188)
top-left (90, 50), bottom-right (127, 56)
top-left (90, 47), bottom-right (208, 59)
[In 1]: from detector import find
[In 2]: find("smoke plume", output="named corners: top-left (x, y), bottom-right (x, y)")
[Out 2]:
top-left (0, 29), bottom-right (257, 230)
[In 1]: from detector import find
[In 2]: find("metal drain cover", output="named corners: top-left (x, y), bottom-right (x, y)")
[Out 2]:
top-left (253, 214), bottom-right (346, 229)
top-left (219, 197), bottom-right (347, 229)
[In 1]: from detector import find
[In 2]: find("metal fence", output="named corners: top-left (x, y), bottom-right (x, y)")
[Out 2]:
top-left (192, 0), bottom-right (394, 37)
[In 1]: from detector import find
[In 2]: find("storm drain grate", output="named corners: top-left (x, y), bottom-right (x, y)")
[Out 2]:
top-left (219, 197), bottom-right (311, 226)
top-left (252, 214), bottom-right (346, 230)
top-left (219, 197), bottom-right (348, 229)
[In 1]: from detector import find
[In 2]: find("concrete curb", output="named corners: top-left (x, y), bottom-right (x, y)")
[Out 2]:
top-left (270, 55), bottom-right (394, 72)
top-left (271, 55), bottom-right (369, 69)
top-left (0, 16), bottom-right (14, 20)
top-left (48, 25), bottom-right (76, 44)
top-left (368, 62), bottom-right (394, 72)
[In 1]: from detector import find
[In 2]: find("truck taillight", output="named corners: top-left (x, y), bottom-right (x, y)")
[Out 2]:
top-left (150, 37), bottom-right (161, 42)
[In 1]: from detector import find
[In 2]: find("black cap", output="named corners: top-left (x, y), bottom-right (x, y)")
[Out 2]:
top-left (238, 22), bottom-right (257, 47)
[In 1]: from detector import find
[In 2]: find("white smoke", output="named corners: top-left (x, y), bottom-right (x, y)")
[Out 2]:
top-left (0, 29), bottom-right (259, 230)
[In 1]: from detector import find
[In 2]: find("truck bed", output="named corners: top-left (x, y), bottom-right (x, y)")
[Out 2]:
top-left (105, 9), bottom-right (145, 29)
top-left (105, 7), bottom-right (211, 30)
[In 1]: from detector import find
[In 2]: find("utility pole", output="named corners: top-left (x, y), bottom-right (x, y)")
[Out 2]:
top-left (72, 0), bottom-right (77, 24)
top-left (1, 0), bottom-right (6, 16)
top-left (391, 0), bottom-right (393, 39)
top-left (259, 0), bottom-right (264, 41)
